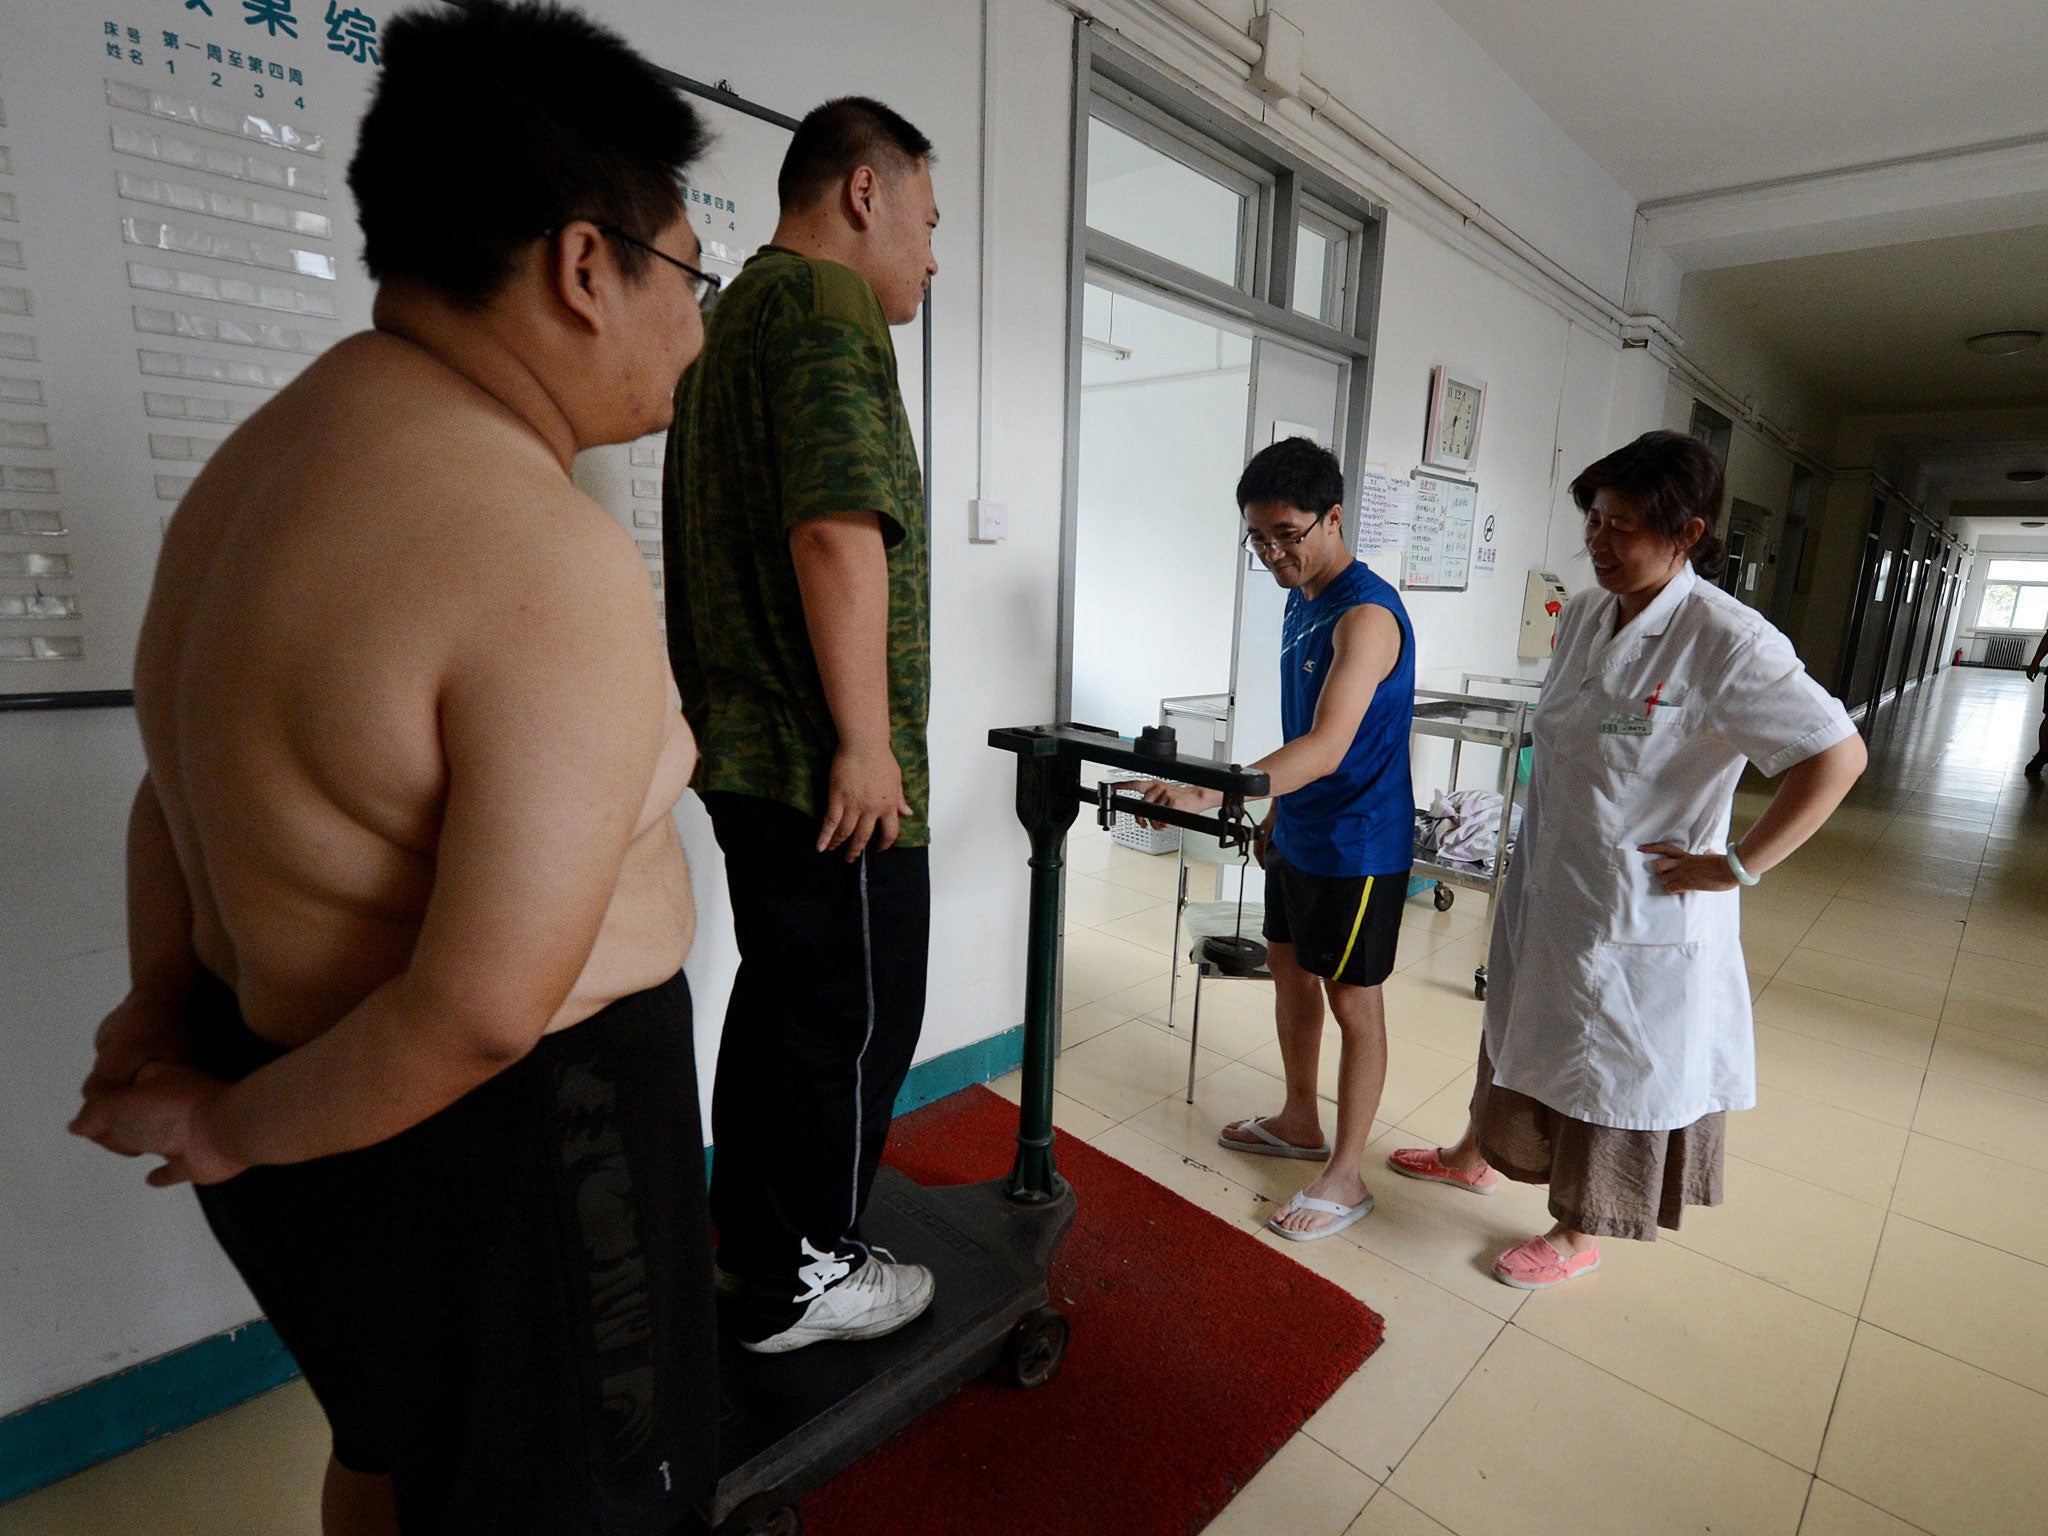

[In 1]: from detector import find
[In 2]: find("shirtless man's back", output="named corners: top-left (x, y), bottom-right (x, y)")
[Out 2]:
top-left (70, 6), bottom-right (722, 1532)
top-left (137, 328), bottom-right (696, 1053)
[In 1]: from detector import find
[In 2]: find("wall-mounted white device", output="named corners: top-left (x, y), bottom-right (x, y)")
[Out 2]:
top-left (1518, 569), bottom-right (1569, 660)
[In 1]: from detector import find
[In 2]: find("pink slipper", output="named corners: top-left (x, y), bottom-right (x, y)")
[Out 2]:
top-left (1493, 1235), bottom-right (1601, 1290)
top-left (1386, 1146), bottom-right (1500, 1195)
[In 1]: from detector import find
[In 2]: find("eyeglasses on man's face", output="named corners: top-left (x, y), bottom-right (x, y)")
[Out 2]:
top-left (600, 225), bottom-right (722, 310)
top-left (1242, 517), bottom-right (1327, 557)
top-left (539, 224), bottom-right (722, 311)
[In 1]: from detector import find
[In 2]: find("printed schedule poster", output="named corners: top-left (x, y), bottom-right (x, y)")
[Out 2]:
top-left (0, 0), bottom-right (386, 693)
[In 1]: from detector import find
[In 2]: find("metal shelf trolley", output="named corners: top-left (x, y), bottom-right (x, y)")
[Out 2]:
top-left (1458, 672), bottom-right (1543, 705)
top-left (1411, 689), bottom-right (1534, 1000)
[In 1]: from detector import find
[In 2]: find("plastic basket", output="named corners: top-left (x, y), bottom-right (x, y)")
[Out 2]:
top-left (1100, 769), bottom-right (1181, 856)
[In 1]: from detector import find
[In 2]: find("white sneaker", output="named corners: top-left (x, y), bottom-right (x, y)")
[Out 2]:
top-left (740, 1252), bottom-right (936, 1355)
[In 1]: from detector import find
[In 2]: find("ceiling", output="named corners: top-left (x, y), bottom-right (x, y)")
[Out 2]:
top-left (1432, 0), bottom-right (2048, 201)
top-left (1907, 431), bottom-right (2048, 507)
top-left (1685, 224), bottom-right (2048, 413)
top-left (1868, 426), bottom-right (2048, 523)
top-left (1425, 0), bottom-right (2048, 525)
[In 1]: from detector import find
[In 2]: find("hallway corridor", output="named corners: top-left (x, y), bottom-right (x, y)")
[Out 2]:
top-left (1040, 663), bottom-right (2048, 1536)
top-left (4, 666), bottom-right (2045, 1535)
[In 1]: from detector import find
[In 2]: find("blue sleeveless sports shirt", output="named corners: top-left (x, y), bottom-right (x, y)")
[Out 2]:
top-left (1270, 559), bottom-right (1416, 879)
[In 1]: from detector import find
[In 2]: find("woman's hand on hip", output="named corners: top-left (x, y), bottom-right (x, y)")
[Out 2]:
top-left (1640, 842), bottom-right (1741, 894)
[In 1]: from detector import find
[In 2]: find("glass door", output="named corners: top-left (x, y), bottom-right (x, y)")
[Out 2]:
top-left (1068, 278), bottom-right (1255, 739)
top-left (1228, 338), bottom-right (1348, 768)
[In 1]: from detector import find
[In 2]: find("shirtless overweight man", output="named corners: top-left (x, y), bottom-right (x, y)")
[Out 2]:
top-left (69, 5), bottom-right (720, 1533)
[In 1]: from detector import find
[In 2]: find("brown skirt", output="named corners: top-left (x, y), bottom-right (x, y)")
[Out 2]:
top-left (1469, 1041), bottom-right (1724, 1242)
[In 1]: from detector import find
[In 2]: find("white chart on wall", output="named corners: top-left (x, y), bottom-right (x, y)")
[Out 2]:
top-left (0, 0), bottom-right (387, 696)
top-left (0, 15), bottom-right (930, 697)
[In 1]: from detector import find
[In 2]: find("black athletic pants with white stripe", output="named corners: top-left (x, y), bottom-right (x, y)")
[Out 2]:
top-left (704, 792), bottom-right (931, 1340)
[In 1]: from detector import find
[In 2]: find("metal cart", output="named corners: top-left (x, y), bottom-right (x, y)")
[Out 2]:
top-left (1411, 689), bottom-right (1534, 1000)
top-left (1459, 672), bottom-right (1543, 706)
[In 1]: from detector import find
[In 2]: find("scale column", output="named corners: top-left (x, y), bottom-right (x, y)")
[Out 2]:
top-left (1006, 750), bottom-right (1077, 1204)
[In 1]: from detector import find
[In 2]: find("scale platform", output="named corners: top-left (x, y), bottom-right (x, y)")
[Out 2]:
top-left (706, 1170), bottom-right (1076, 1534)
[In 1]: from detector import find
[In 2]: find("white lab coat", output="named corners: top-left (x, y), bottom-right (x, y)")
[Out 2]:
top-left (1482, 564), bottom-right (1855, 1130)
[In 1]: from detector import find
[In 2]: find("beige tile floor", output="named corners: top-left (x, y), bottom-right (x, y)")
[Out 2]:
top-left (6, 669), bottom-right (2047, 1536)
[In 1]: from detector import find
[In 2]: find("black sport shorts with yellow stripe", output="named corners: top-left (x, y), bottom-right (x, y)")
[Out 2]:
top-left (1261, 845), bottom-right (1409, 987)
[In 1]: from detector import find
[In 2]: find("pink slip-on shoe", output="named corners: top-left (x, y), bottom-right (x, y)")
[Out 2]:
top-left (1386, 1145), bottom-right (1500, 1195)
top-left (1493, 1235), bottom-right (1601, 1290)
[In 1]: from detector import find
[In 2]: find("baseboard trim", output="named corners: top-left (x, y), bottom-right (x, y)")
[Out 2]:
top-left (0, 1322), bottom-right (298, 1505)
top-left (0, 1025), bottom-right (1028, 1505)
top-left (895, 1024), bottom-right (1026, 1116)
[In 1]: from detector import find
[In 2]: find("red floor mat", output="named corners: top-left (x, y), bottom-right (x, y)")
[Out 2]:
top-left (800, 1086), bottom-right (1385, 1536)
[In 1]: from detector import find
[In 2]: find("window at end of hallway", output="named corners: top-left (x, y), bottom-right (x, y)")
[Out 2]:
top-left (1976, 559), bottom-right (2048, 630)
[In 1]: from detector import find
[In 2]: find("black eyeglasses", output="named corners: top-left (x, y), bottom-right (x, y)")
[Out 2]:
top-left (1242, 519), bottom-right (1326, 557)
top-left (540, 225), bottom-right (722, 310)
top-left (600, 226), bottom-right (722, 309)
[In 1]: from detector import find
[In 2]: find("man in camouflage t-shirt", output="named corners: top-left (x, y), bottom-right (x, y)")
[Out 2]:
top-left (666, 97), bottom-right (939, 1353)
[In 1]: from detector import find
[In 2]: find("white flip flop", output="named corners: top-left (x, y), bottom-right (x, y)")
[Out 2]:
top-left (1217, 1116), bottom-right (1331, 1161)
top-left (1266, 1191), bottom-right (1374, 1242)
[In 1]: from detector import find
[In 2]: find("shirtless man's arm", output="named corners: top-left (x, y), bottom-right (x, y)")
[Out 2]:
top-left (73, 510), bottom-right (673, 1184)
top-left (81, 778), bottom-right (203, 1098)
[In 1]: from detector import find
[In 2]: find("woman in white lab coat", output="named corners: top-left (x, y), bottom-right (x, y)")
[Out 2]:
top-left (1389, 431), bottom-right (1867, 1289)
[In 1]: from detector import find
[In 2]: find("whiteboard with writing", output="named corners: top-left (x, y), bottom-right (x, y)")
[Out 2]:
top-left (1403, 470), bottom-right (1477, 592)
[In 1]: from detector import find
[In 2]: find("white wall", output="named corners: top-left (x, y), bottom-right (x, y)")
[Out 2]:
top-left (1359, 223), bottom-right (1620, 797)
top-left (1367, 225), bottom-right (1619, 676)
top-left (1239, 0), bottom-right (1640, 302)
top-left (1673, 282), bottom-right (1845, 464)
top-left (1644, 287), bottom-right (1851, 659)
top-left (0, 711), bottom-right (265, 1413)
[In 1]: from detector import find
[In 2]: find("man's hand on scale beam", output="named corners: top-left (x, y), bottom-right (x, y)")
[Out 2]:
top-left (1120, 782), bottom-right (1275, 866)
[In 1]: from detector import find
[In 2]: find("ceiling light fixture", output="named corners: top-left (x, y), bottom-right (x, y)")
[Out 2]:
top-left (2023, 520), bottom-right (2048, 529)
top-left (2010, 468), bottom-right (2048, 483)
top-left (1964, 330), bottom-right (2044, 355)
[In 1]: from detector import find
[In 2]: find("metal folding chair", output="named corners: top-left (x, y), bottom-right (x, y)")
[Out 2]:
top-left (1163, 800), bottom-right (1272, 1103)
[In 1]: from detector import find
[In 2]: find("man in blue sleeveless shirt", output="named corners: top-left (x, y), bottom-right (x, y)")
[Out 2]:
top-left (1136, 438), bottom-right (1415, 1240)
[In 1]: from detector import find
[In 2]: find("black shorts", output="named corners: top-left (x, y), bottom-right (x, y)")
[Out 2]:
top-left (191, 968), bottom-right (717, 1536)
top-left (1261, 847), bottom-right (1407, 987)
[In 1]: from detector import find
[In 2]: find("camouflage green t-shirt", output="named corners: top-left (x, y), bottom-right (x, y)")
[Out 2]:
top-left (665, 246), bottom-right (930, 845)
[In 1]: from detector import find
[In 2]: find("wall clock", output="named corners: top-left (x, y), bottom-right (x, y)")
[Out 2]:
top-left (1423, 365), bottom-right (1485, 475)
